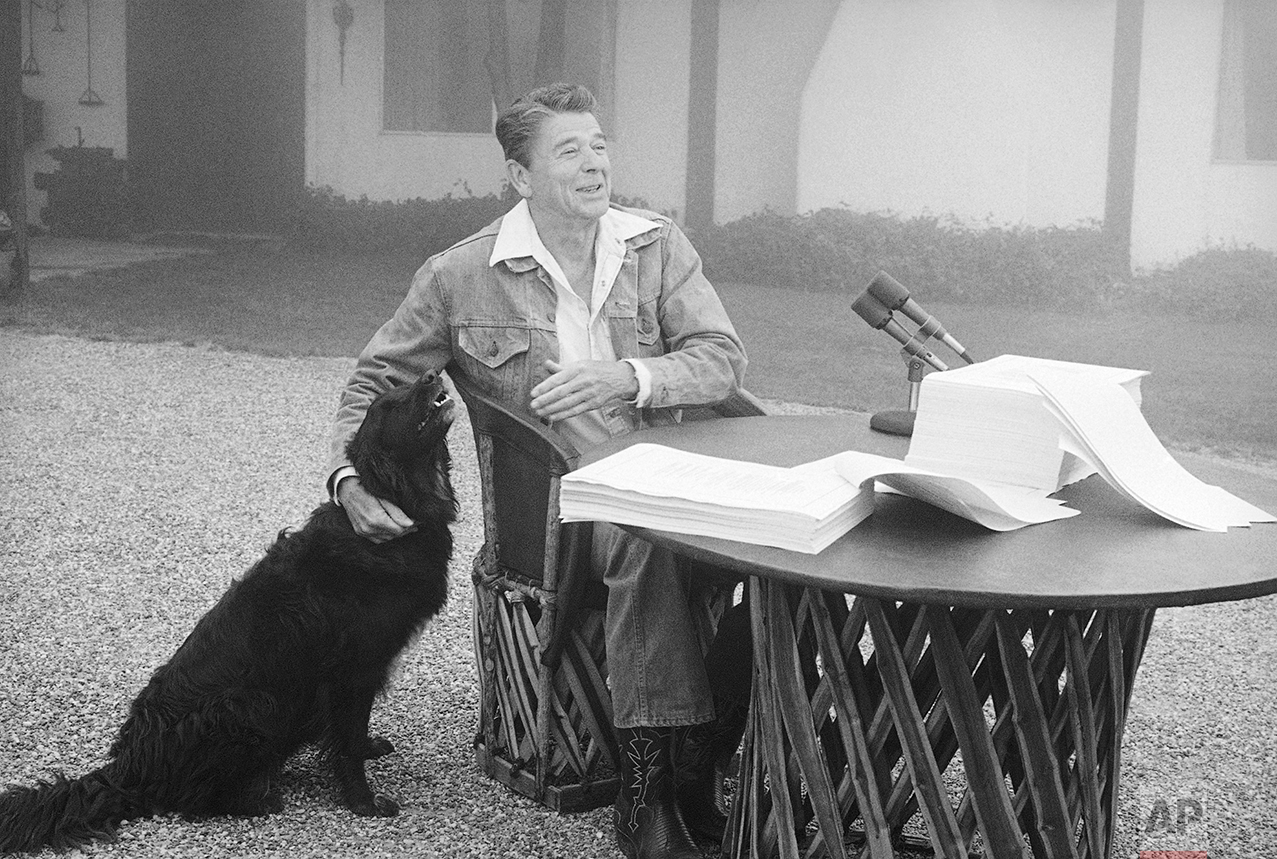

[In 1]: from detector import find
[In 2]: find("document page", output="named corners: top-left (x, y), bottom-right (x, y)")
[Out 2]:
top-left (562, 443), bottom-right (857, 516)
top-left (1031, 373), bottom-right (1275, 531)
top-left (833, 450), bottom-right (1079, 531)
top-left (905, 354), bottom-right (1147, 493)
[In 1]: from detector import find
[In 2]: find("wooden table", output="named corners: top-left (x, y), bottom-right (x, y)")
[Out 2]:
top-left (584, 415), bottom-right (1277, 859)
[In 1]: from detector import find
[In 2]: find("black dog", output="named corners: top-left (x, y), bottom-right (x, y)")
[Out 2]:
top-left (0, 371), bottom-right (457, 853)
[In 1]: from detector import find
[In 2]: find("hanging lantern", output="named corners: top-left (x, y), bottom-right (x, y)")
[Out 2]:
top-left (334, 0), bottom-right (354, 85)
top-left (78, 0), bottom-right (104, 105)
top-left (23, 0), bottom-right (40, 75)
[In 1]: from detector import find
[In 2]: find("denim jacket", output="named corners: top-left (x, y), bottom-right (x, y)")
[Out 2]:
top-left (327, 205), bottom-right (748, 476)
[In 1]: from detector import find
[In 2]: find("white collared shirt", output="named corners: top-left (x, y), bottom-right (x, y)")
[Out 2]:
top-left (333, 201), bottom-right (661, 502)
top-left (489, 199), bottom-right (660, 450)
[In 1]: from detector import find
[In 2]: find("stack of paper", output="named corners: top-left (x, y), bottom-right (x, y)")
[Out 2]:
top-left (905, 354), bottom-right (1147, 492)
top-left (559, 443), bottom-right (873, 554)
top-left (560, 355), bottom-right (1274, 551)
top-left (1031, 371), bottom-right (1275, 531)
top-left (560, 442), bottom-right (1084, 555)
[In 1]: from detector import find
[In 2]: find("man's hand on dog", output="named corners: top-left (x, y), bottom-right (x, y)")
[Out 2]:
top-left (530, 359), bottom-right (638, 422)
top-left (338, 478), bottom-right (417, 543)
top-left (342, 359), bottom-right (637, 542)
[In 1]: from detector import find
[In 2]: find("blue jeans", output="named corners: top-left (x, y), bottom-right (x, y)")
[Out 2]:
top-left (592, 523), bottom-right (717, 729)
top-left (327, 203), bottom-right (748, 728)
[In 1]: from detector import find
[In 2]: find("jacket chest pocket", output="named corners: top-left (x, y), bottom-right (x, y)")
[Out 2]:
top-left (457, 325), bottom-right (532, 403)
top-left (635, 298), bottom-right (663, 356)
top-left (459, 325), bottom-right (530, 368)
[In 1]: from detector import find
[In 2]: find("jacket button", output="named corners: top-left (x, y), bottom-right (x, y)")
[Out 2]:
top-left (547, 312), bottom-right (555, 323)
top-left (488, 342), bottom-right (499, 357)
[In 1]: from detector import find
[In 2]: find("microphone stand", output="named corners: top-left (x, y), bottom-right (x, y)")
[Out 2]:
top-left (853, 272), bottom-right (973, 437)
top-left (869, 350), bottom-right (928, 437)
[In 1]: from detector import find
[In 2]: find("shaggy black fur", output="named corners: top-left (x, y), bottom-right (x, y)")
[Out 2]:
top-left (0, 371), bottom-right (457, 853)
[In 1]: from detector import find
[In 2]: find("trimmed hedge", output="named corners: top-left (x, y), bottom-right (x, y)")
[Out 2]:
top-left (288, 187), bottom-right (1277, 319)
top-left (288, 184), bottom-right (659, 260)
top-left (288, 184), bottom-right (522, 258)
top-left (693, 207), bottom-right (1277, 319)
top-left (1130, 246), bottom-right (1277, 322)
top-left (691, 208), bottom-right (1123, 309)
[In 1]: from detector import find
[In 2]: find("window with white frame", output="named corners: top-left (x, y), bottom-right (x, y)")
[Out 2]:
top-left (1215, 0), bottom-right (1277, 161)
top-left (383, 0), bottom-right (615, 135)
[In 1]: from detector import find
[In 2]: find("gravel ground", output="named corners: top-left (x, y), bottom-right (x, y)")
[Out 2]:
top-left (2, 328), bottom-right (1275, 858)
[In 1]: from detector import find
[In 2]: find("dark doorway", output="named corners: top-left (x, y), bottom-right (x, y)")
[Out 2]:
top-left (126, 0), bottom-right (305, 234)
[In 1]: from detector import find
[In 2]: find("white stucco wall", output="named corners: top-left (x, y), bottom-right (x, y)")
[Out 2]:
top-left (714, 0), bottom-right (840, 222)
top-left (1132, 0), bottom-right (1277, 268)
top-left (304, 0), bottom-right (694, 215)
top-left (610, 1), bottom-right (693, 217)
top-left (796, 0), bottom-right (1275, 268)
top-left (304, 0), bottom-right (505, 203)
top-left (20, 0), bottom-right (128, 227)
top-left (798, 0), bottom-right (1115, 229)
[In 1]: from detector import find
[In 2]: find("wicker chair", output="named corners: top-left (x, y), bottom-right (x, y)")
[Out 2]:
top-left (451, 371), bottom-right (767, 812)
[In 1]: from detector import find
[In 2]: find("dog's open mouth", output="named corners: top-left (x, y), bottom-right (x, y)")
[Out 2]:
top-left (419, 389), bottom-right (454, 432)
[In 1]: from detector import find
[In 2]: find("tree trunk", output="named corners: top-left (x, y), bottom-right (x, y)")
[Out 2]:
top-left (533, 0), bottom-right (566, 87)
top-left (685, 0), bottom-right (720, 233)
top-left (485, 0), bottom-right (513, 112)
top-left (1104, 0), bottom-right (1145, 277)
top-left (1, 0), bottom-right (30, 299)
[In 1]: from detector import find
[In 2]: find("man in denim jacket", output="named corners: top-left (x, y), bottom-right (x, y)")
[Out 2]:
top-left (327, 84), bottom-right (746, 859)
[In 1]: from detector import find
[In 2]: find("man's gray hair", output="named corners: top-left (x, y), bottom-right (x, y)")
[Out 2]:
top-left (495, 83), bottom-right (599, 168)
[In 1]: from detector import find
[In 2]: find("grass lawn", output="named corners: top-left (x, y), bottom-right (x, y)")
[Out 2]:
top-left (5, 243), bottom-right (1274, 464)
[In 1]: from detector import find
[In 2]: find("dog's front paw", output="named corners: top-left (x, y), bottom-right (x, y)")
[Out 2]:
top-left (361, 736), bottom-right (395, 759)
top-left (348, 793), bottom-right (400, 817)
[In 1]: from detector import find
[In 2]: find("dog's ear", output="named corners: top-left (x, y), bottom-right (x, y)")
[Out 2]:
top-left (353, 398), bottom-right (386, 445)
top-left (346, 397), bottom-right (396, 495)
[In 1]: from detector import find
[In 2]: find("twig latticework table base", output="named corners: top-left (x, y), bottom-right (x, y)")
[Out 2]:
top-left (726, 578), bottom-right (1155, 859)
top-left (579, 415), bottom-right (1277, 858)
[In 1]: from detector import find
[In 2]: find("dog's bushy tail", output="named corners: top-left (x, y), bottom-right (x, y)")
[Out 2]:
top-left (0, 765), bottom-right (138, 854)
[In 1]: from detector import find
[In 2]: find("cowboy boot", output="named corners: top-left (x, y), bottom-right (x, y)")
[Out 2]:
top-left (673, 700), bottom-right (748, 842)
top-left (614, 726), bottom-right (703, 859)
top-left (674, 596), bottom-right (753, 841)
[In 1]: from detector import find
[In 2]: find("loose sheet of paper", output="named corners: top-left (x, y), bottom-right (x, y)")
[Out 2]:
top-left (832, 450), bottom-right (1078, 531)
top-left (1030, 372), bottom-right (1275, 531)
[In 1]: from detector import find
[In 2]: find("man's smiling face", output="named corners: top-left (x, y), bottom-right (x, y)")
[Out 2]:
top-left (512, 111), bottom-right (612, 230)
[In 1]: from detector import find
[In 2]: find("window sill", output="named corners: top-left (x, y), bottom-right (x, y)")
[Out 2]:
top-left (1211, 158), bottom-right (1277, 166)
top-left (380, 129), bottom-right (494, 138)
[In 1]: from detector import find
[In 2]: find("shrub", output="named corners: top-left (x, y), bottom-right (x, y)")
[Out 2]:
top-left (288, 184), bottom-right (522, 258)
top-left (288, 190), bottom-right (1276, 320)
top-left (694, 206), bottom-right (1277, 319)
top-left (691, 207), bottom-right (1123, 310)
top-left (288, 185), bottom-right (661, 260)
top-left (1129, 246), bottom-right (1277, 322)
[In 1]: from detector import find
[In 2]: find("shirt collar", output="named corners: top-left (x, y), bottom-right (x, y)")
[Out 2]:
top-left (489, 198), bottom-right (660, 268)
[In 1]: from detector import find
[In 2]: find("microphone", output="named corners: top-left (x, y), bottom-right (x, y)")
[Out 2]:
top-left (865, 272), bottom-right (974, 364)
top-left (851, 291), bottom-right (949, 372)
